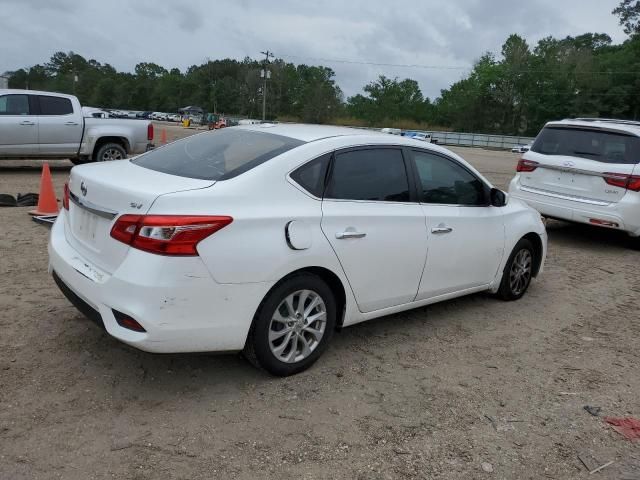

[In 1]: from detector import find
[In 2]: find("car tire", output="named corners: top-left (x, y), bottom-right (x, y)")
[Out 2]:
top-left (243, 273), bottom-right (336, 376)
top-left (93, 142), bottom-right (127, 162)
top-left (497, 238), bottom-right (535, 301)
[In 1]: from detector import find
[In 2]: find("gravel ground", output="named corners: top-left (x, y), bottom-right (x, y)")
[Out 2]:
top-left (1, 128), bottom-right (639, 479)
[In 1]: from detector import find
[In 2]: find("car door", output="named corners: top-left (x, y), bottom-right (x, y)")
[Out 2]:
top-left (35, 94), bottom-right (83, 156)
top-left (411, 149), bottom-right (505, 300)
top-left (0, 93), bottom-right (38, 156)
top-left (321, 147), bottom-right (428, 313)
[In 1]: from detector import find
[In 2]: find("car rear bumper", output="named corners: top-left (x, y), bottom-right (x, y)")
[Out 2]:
top-left (509, 176), bottom-right (640, 237)
top-left (48, 212), bottom-right (273, 353)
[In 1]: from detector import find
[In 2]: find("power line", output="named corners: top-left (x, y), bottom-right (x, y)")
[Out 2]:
top-left (277, 53), bottom-right (640, 75)
top-left (278, 53), bottom-right (468, 70)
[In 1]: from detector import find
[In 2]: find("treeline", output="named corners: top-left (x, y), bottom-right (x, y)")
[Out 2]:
top-left (6, 4), bottom-right (640, 135)
top-left (8, 53), bottom-right (343, 124)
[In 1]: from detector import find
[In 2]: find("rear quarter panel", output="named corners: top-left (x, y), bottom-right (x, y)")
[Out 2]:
top-left (81, 119), bottom-right (150, 156)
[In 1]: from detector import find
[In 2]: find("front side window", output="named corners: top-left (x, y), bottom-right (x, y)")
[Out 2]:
top-left (0, 95), bottom-right (29, 115)
top-left (532, 127), bottom-right (640, 165)
top-left (326, 148), bottom-right (410, 202)
top-left (133, 129), bottom-right (305, 180)
top-left (38, 96), bottom-right (73, 115)
top-left (413, 150), bottom-right (486, 206)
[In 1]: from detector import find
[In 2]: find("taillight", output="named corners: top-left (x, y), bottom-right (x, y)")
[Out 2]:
top-left (63, 182), bottom-right (70, 210)
top-left (603, 173), bottom-right (640, 192)
top-left (516, 159), bottom-right (539, 172)
top-left (147, 123), bottom-right (154, 141)
top-left (110, 215), bottom-right (233, 256)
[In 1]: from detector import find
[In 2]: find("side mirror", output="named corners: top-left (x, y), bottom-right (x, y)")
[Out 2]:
top-left (490, 188), bottom-right (508, 207)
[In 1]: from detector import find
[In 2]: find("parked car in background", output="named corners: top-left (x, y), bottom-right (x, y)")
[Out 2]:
top-left (381, 127), bottom-right (402, 135)
top-left (82, 106), bottom-right (110, 118)
top-left (49, 124), bottom-right (546, 376)
top-left (0, 89), bottom-right (154, 164)
top-left (405, 131), bottom-right (433, 143)
top-left (238, 119), bottom-right (261, 125)
top-left (168, 113), bottom-right (182, 122)
top-left (511, 143), bottom-right (533, 153)
top-left (137, 111), bottom-right (152, 119)
top-left (509, 118), bottom-right (640, 247)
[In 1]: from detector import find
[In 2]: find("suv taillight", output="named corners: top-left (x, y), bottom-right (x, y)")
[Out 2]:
top-left (603, 173), bottom-right (640, 192)
top-left (110, 215), bottom-right (233, 256)
top-left (63, 182), bottom-right (70, 210)
top-left (147, 123), bottom-right (154, 141)
top-left (516, 159), bottom-right (539, 173)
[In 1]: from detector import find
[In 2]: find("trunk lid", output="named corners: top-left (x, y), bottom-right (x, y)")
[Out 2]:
top-left (66, 159), bottom-right (214, 274)
top-left (520, 125), bottom-right (640, 204)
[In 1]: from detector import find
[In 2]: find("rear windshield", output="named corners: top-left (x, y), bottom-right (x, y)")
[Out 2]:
top-left (532, 127), bottom-right (640, 165)
top-left (132, 129), bottom-right (305, 180)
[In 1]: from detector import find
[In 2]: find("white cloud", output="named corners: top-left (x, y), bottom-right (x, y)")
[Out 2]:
top-left (0, 0), bottom-right (626, 98)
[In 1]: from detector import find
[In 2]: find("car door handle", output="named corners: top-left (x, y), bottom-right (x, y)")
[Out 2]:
top-left (431, 225), bottom-right (453, 234)
top-left (64, 121), bottom-right (79, 126)
top-left (336, 231), bottom-right (367, 240)
top-left (19, 121), bottom-right (35, 126)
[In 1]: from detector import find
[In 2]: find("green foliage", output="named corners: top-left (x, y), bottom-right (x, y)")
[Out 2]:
top-left (432, 33), bottom-right (640, 135)
top-left (6, 52), bottom-right (342, 121)
top-left (6, 26), bottom-right (640, 136)
top-left (347, 76), bottom-right (431, 125)
top-left (613, 0), bottom-right (640, 35)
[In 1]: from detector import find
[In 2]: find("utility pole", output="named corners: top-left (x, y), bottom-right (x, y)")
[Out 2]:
top-left (260, 50), bottom-right (274, 121)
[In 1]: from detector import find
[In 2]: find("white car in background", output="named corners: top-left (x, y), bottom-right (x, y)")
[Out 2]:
top-left (509, 118), bottom-right (640, 246)
top-left (408, 132), bottom-right (433, 143)
top-left (511, 143), bottom-right (533, 153)
top-left (49, 125), bottom-right (547, 376)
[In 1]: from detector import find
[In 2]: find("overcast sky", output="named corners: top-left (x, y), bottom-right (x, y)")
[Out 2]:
top-left (0, 0), bottom-right (627, 99)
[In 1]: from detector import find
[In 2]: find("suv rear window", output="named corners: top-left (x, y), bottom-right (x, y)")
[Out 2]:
top-left (532, 127), bottom-right (640, 165)
top-left (133, 129), bottom-right (305, 180)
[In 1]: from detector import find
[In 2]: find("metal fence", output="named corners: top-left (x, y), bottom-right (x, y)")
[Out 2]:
top-left (425, 131), bottom-right (535, 150)
top-left (340, 125), bottom-right (535, 150)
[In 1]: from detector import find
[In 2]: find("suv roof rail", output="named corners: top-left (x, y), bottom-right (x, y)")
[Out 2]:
top-left (571, 118), bottom-right (640, 127)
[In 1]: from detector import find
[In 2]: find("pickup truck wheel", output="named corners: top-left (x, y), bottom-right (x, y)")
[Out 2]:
top-left (94, 143), bottom-right (126, 162)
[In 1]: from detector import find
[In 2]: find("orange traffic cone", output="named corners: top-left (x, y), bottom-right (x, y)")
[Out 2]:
top-left (29, 163), bottom-right (59, 216)
top-left (160, 128), bottom-right (168, 145)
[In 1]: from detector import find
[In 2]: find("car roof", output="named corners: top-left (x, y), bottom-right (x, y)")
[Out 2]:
top-left (235, 123), bottom-right (385, 142)
top-left (0, 88), bottom-right (77, 99)
top-left (546, 118), bottom-right (640, 137)
top-left (236, 123), bottom-right (441, 145)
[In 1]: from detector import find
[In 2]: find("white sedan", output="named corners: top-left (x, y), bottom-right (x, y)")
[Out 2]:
top-left (49, 125), bottom-right (547, 376)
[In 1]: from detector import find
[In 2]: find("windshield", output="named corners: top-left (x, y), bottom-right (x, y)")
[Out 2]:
top-left (133, 129), bottom-right (305, 180)
top-left (532, 126), bottom-right (640, 165)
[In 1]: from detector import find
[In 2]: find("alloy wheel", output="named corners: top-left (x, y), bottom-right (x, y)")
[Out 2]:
top-left (509, 249), bottom-right (532, 296)
top-left (268, 289), bottom-right (327, 363)
top-left (101, 148), bottom-right (124, 161)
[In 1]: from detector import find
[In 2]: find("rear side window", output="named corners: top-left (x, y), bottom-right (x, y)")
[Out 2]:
top-left (413, 150), bottom-right (487, 206)
top-left (326, 148), bottom-right (410, 202)
top-left (290, 154), bottom-right (330, 198)
top-left (0, 94), bottom-right (29, 115)
top-left (38, 96), bottom-right (73, 115)
top-left (532, 127), bottom-right (640, 165)
top-left (133, 129), bottom-right (305, 180)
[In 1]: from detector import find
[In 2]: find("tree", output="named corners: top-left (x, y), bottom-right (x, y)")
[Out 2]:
top-left (347, 76), bottom-right (429, 124)
top-left (613, 0), bottom-right (640, 35)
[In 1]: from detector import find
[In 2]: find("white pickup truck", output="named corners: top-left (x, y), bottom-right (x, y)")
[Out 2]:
top-left (0, 89), bottom-right (154, 164)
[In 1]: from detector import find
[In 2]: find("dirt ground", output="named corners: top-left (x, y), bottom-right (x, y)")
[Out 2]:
top-left (1, 126), bottom-right (639, 479)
